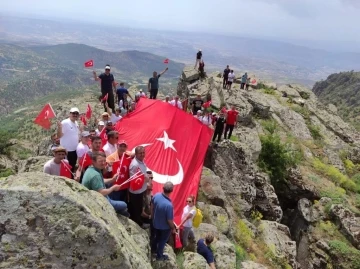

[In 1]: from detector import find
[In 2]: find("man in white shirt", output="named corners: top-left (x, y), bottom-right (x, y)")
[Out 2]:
top-left (139, 89), bottom-right (146, 97)
top-left (227, 70), bottom-right (235, 90)
top-left (95, 121), bottom-right (105, 135)
top-left (201, 113), bottom-right (211, 126)
top-left (76, 131), bottom-right (90, 162)
top-left (43, 146), bottom-right (68, 176)
top-left (57, 107), bottom-right (80, 174)
top-left (103, 131), bottom-right (119, 157)
top-left (170, 96), bottom-right (183, 110)
top-left (110, 108), bottom-right (122, 124)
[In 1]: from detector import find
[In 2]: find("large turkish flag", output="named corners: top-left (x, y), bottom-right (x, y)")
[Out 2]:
top-left (115, 98), bottom-right (213, 223)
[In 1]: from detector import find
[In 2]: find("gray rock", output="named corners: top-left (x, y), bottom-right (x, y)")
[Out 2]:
top-left (260, 220), bottom-right (297, 268)
top-left (234, 126), bottom-right (262, 161)
top-left (17, 156), bottom-right (51, 173)
top-left (0, 172), bottom-right (152, 269)
top-left (152, 244), bottom-right (178, 269)
top-left (278, 85), bottom-right (301, 98)
top-left (278, 108), bottom-right (312, 140)
top-left (200, 204), bottom-right (230, 235)
top-left (330, 204), bottom-right (360, 249)
top-left (200, 168), bottom-right (227, 207)
top-left (181, 66), bottom-right (200, 82)
top-left (182, 252), bottom-right (210, 269)
top-left (241, 261), bottom-right (269, 269)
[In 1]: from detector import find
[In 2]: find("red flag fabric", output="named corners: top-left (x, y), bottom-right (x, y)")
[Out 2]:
top-left (34, 103), bottom-right (56, 129)
top-left (202, 100), bottom-right (212, 108)
top-left (86, 104), bottom-right (92, 119)
top-left (79, 153), bottom-right (92, 170)
top-left (115, 98), bottom-right (213, 223)
top-left (163, 58), bottom-right (169, 64)
top-left (130, 168), bottom-right (145, 191)
top-left (112, 155), bottom-right (132, 189)
top-left (60, 161), bottom-right (72, 179)
top-left (251, 79), bottom-right (257, 84)
top-left (84, 60), bottom-right (94, 68)
top-left (80, 115), bottom-right (87, 126)
top-left (99, 128), bottom-right (108, 148)
top-left (181, 99), bottom-right (188, 112)
top-left (174, 233), bottom-right (182, 249)
top-left (101, 93), bottom-right (109, 103)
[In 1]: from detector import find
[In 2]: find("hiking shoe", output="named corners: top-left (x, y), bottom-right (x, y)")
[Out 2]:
top-left (156, 255), bottom-right (169, 261)
top-left (141, 223), bottom-right (150, 229)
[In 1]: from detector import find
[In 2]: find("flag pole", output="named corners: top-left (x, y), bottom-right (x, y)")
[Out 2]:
top-left (61, 160), bottom-right (76, 178)
top-left (116, 170), bottom-right (143, 188)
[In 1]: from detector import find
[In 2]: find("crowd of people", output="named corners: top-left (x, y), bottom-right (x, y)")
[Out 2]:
top-left (40, 55), bottom-right (249, 267)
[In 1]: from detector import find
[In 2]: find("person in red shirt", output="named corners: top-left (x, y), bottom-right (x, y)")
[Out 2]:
top-left (224, 106), bottom-right (239, 140)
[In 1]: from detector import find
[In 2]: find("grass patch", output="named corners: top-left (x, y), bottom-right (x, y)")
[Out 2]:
top-left (235, 244), bottom-right (247, 268)
top-left (328, 240), bottom-right (360, 269)
top-left (175, 251), bottom-right (185, 269)
top-left (230, 135), bottom-right (239, 142)
top-left (0, 168), bottom-right (14, 178)
top-left (263, 88), bottom-right (276, 95)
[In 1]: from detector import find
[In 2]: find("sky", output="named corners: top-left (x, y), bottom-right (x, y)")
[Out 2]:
top-left (1, 0), bottom-right (360, 52)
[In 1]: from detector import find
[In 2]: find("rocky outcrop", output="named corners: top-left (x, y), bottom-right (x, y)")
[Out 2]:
top-left (0, 172), bottom-right (152, 269)
top-left (330, 204), bottom-right (360, 249)
top-left (182, 252), bottom-right (210, 269)
top-left (152, 245), bottom-right (178, 269)
top-left (197, 202), bottom-right (230, 235)
top-left (16, 156), bottom-right (49, 173)
top-left (241, 261), bottom-right (269, 269)
top-left (200, 168), bottom-right (227, 207)
top-left (261, 220), bottom-right (298, 268)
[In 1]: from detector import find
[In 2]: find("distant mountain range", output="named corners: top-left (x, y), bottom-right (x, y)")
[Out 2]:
top-left (0, 43), bottom-right (184, 115)
top-left (312, 71), bottom-right (360, 128)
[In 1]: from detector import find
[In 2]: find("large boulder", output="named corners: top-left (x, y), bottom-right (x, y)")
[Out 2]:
top-left (152, 244), bottom-right (178, 269)
top-left (182, 252), bottom-right (210, 269)
top-left (181, 66), bottom-right (200, 82)
top-left (241, 261), bottom-right (269, 269)
top-left (260, 220), bottom-right (297, 268)
top-left (200, 168), bottom-right (227, 207)
top-left (330, 204), bottom-right (360, 249)
top-left (197, 203), bottom-right (230, 235)
top-left (278, 108), bottom-right (312, 140)
top-left (0, 172), bottom-right (152, 269)
top-left (278, 85), bottom-right (301, 98)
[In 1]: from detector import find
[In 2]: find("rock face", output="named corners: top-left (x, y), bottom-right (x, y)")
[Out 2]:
top-left (152, 245), bottom-right (178, 269)
top-left (182, 252), bottom-right (210, 269)
top-left (330, 204), bottom-right (360, 249)
top-left (241, 261), bottom-right (269, 269)
top-left (16, 156), bottom-right (50, 173)
top-left (0, 172), bottom-right (152, 269)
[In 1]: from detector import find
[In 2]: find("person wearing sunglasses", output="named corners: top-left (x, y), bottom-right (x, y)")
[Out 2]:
top-left (103, 131), bottom-right (119, 157)
top-left (179, 195), bottom-right (196, 248)
top-left (57, 107), bottom-right (80, 175)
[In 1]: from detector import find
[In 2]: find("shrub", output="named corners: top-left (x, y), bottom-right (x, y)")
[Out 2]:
top-left (308, 124), bottom-right (323, 140)
top-left (234, 220), bottom-right (254, 249)
top-left (328, 240), bottom-right (360, 268)
top-left (260, 119), bottom-right (278, 135)
top-left (299, 91), bottom-right (310, 100)
top-left (235, 245), bottom-right (247, 268)
top-left (263, 88), bottom-right (276, 95)
top-left (0, 168), bottom-right (14, 178)
top-left (0, 130), bottom-right (13, 156)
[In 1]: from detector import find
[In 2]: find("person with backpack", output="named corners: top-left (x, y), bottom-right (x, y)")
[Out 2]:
top-left (178, 195), bottom-right (197, 248)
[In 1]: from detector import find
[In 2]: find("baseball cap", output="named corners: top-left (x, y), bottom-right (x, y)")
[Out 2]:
top-left (199, 49), bottom-right (202, 51)
top-left (197, 110), bottom-right (202, 113)
top-left (102, 112), bottom-right (109, 117)
top-left (118, 140), bottom-right (127, 146)
top-left (81, 131), bottom-right (90, 137)
top-left (69, 107), bottom-right (79, 113)
top-left (98, 121), bottom-right (105, 126)
top-left (140, 89), bottom-right (143, 92)
top-left (52, 146), bottom-right (67, 153)
top-left (105, 65), bottom-right (111, 70)
top-left (212, 112), bottom-right (216, 115)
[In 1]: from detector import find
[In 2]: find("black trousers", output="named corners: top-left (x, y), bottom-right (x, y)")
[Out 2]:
top-left (102, 92), bottom-right (115, 112)
top-left (150, 89), bottom-right (158, 99)
top-left (224, 124), bottom-right (234, 139)
top-left (213, 129), bottom-right (223, 142)
top-left (129, 191), bottom-right (145, 226)
top-left (67, 151), bottom-right (77, 175)
top-left (240, 83), bottom-right (245, 89)
top-left (223, 77), bottom-right (228, 88)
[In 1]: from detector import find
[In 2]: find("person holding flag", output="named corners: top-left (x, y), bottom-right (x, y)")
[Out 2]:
top-left (93, 64), bottom-right (117, 113)
top-left (76, 131), bottom-right (91, 163)
top-left (82, 152), bottom-right (129, 217)
top-left (57, 107), bottom-right (80, 175)
top-left (43, 146), bottom-right (68, 176)
top-left (148, 68), bottom-right (169, 100)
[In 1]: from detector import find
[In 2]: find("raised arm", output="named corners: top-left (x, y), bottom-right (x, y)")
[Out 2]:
top-left (105, 103), bottom-right (113, 116)
top-left (56, 121), bottom-right (63, 139)
top-left (159, 67), bottom-right (169, 76)
top-left (93, 71), bottom-right (100, 81)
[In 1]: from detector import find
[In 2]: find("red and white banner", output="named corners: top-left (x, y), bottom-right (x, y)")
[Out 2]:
top-left (115, 98), bottom-right (213, 223)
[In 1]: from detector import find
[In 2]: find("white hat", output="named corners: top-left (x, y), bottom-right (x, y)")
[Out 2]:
top-left (212, 112), bottom-right (216, 115)
top-left (197, 110), bottom-right (202, 114)
top-left (199, 49), bottom-right (202, 51)
top-left (98, 121), bottom-right (105, 126)
top-left (69, 107), bottom-right (79, 113)
top-left (140, 89), bottom-right (143, 92)
top-left (81, 131), bottom-right (90, 137)
top-left (105, 65), bottom-right (111, 70)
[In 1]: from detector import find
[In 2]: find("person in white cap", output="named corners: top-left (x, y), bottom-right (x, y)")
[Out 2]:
top-left (95, 121), bottom-right (105, 135)
top-left (194, 49), bottom-right (202, 69)
top-left (76, 131), bottom-right (91, 162)
top-left (170, 96), bottom-right (183, 109)
top-left (93, 64), bottom-right (117, 113)
top-left (139, 89), bottom-right (146, 98)
top-left (57, 107), bottom-right (80, 175)
top-left (194, 110), bottom-right (202, 121)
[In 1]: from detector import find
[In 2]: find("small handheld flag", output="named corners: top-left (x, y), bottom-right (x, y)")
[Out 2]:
top-left (34, 103), bottom-right (56, 129)
top-left (163, 58), bottom-right (169, 64)
top-left (84, 60), bottom-right (94, 68)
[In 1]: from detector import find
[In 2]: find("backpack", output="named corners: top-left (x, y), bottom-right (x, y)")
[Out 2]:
top-left (192, 207), bottom-right (203, 228)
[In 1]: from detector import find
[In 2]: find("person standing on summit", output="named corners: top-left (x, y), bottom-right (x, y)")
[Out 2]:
top-left (148, 68), bottom-right (168, 99)
top-left (223, 65), bottom-right (230, 89)
top-left (194, 49), bottom-right (202, 69)
top-left (93, 65), bottom-right (117, 113)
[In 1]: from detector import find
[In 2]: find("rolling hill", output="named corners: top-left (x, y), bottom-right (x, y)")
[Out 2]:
top-left (0, 43), bottom-right (184, 116)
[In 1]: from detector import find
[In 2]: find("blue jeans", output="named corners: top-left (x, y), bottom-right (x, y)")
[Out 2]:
top-left (152, 228), bottom-right (171, 258)
top-left (107, 197), bottom-right (129, 217)
top-left (108, 189), bottom-right (128, 202)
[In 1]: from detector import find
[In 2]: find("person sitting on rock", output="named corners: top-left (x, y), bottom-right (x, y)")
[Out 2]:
top-left (198, 60), bottom-right (205, 78)
top-left (197, 233), bottom-right (216, 269)
top-left (179, 195), bottom-right (196, 248)
top-left (222, 65), bottom-right (230, 89)
top-left (82, 152), bottom-right (129, 217)
top-left (227, 70), bottom-right (235, 90)
top-left (241, 72), bottom-right (248, 89)
top-left (194, 49), bottom-right (202, 69)
top-left (224, 106), bottom-right (239, 140)
top-left (139, 89), bottom-right (146, 98)
top-left (43, 146), bottom-right (68, 176)
top-left (103, 131), bottom-right (119, 157)
top-left (170, 96), bottom-right (183, 109)
top-left (151, 181), bottom-right (177, 261)
top-left (213, 112), bottom-right (226, 143)
top-left (191, 95), bottom-right (204, 115)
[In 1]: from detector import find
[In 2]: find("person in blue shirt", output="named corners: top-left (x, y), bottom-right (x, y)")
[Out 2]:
top-left (151, 182), bottom-right (177, 261)
top-left (148, 68), bottom-right (168, 100)
top-left (197, 233), bottom-right (216, 269)
top-left (116, 82), bottom-right (133, 108)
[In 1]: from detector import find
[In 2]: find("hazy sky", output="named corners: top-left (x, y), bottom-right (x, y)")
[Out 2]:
top-left (2, 0), bottom-right (360, 51)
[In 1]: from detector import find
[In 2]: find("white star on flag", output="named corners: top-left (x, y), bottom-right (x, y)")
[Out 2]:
top-left (156, 131), bottom-right (177, 152)
top-left (120, 174), bottom-right (125, 179)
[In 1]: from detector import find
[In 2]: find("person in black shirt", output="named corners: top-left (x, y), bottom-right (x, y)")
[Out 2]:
top-left (223, 65), bottom-right (230, 89)
top-left (116, 82), bottom-right (133, 108)
top-left (197, 233), bottom-right (216, 269)
top-left (93, 65), bottom-right (117, 113)
top-left (191, 95), bottom-right (204, 115)
top-left (194, 49), bottom-right (202, 69)
top-left (212, 113), bottom-right (226, 143)
top-left (148, 68), bottom-right (168, 99)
